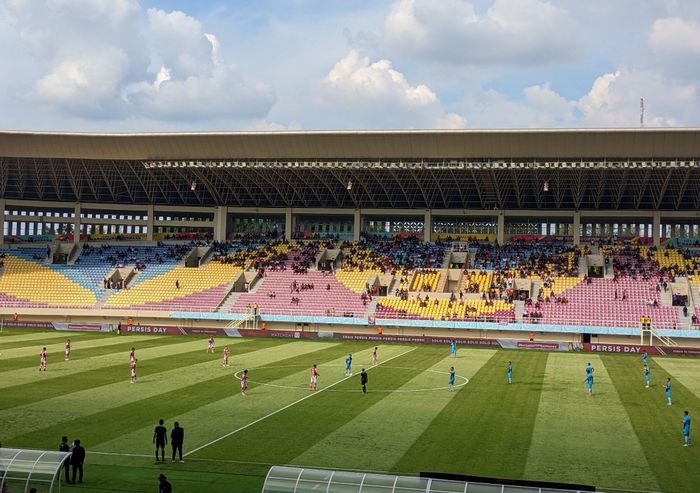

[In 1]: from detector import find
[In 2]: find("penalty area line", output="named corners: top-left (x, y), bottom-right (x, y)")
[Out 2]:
top-left (184, 346), bottom-right (417, 457)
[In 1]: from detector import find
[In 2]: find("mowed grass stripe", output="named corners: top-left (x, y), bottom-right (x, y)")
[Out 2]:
top-left (292, 348), bottom-right (497, 472)
top-left (0, 332), bottom-right (145, 359)
top-left (93, 344), bottom-right (410, 459)
top-left (603, 355), bottom-right (700, 493)
top-left (0, 338), bottom-right (269, 411)
top-left (0, 337), bottom-right (226, 389)
top-left (654, 357), bottom-right (700, 399)
top-left (393, 350), bottom-right (547, 478)
top-left (0, 334), bottom-right (195, 372)
top-left (5, 340), bottom-right (334, 447)
top-left (0, 330), bottom-right (103, 349)
top-left (524, 353), bottom-right (658, 491)
top-left (0, 330), bottom-right (75, 344)
top-left (192, 346), bottom-right (445, 477)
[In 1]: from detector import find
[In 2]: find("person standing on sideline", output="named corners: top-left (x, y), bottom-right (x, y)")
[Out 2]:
top-left (682, 411), bottom-right (691, 447)
top-left (171, 422), bottom-right (184, 463)
top-left (450, 340), bottom-right (457, 358)
top-left (360, 368), bottom-right (368, 394)
top-left (448, 366), bottom-right (456, 391)
top-left (345, 354), bottom-right (353, 376)
top-left (222, 346), bottom-right (230, 367)
top-left (240, 369), bottom-right (249, 396)
top-left (644, 365), bottom-right (651, 388)
top-left (64, 339), bottom-right (71, 361)
top-left (39, 346), bottom-right (48, 371)
top-left (70, 439), bottom-right (85, 484)
top-left (153, 419), bottom-right (167, 462)
top-left (506, 361), bottom-right (513, 384)
top-left (59, 436), bottom-right (71, 482)
top-left (309, 364), bottom-right (319, 391)
top-left (664, 377), bottom-right (672, 406)
top-left (159, 473), bottom-right (172, 493)
top-left (371, 347), bottom-right (378, 366)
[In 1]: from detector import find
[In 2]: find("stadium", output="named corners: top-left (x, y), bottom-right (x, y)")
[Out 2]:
top-left (1, 128), bottom-right (700, 493)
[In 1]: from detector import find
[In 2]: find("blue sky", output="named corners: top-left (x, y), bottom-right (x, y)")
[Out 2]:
top-left (1, 0), bottom-right (699, 131)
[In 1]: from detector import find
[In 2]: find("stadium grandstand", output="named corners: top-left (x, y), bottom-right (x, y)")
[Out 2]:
top-left (0, 128), bottom-right (699, 336)
top-left (3, 128), bottom-right (700, 493)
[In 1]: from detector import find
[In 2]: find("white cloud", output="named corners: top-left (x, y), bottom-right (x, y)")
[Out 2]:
top-left (578, 69), bottom-right (696, 127)
top-left (649, 17), bottom-right (700, 55)
top-left (3, 2), bottom-right (274, 122)
top-left (319, 50), bottom-right (465, 128)
top-left (384, 0), bottom-right (580, 65)
top-left (122, 9), bottom-right (275, 120)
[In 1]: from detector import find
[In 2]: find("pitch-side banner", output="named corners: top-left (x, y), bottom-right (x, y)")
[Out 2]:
top-left (584, 343), bottom-right (700, 357)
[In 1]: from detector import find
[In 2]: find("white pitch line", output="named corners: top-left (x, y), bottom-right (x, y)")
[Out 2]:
top-left (184, 346), bottom-right (417, 457)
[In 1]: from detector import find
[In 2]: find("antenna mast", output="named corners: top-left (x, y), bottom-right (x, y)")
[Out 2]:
top-left (640, 98), bottom-right (645, 128)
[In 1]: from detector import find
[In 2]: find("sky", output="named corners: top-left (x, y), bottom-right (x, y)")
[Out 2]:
top-left (1, 0), bottom-right (700, 132)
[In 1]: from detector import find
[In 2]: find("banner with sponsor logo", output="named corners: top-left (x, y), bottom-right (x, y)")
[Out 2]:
top-left (498, 339), bottom-right (572, 351)
top-left (1, 320), bottom-right (55, 329)
top-left (53, 322), bottom-right (107, 332)
top-left (333, 332), bottom-right (501, 347)
top-left (584, 343), bottom-right (700, 358)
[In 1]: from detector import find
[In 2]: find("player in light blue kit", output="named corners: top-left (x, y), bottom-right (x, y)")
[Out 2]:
top-left (345, 354), bottom-right (352, 376)
top-left (448, 366), bottom-right (456, 391)
top-left (450, 340), bottom-right (457, 358)
top-left (664, 377), bottom-right (672, 406)
top-left (642, 351), bottom-right (649, 367)
top-left (644, 365), bottom-right (651, 388)
top-left (506, 361), bottom-right (513, 384)
top-left (586, 362), bottom-right (594, 382)
top-left (584, 371), bottom-right (593, 395)
top-left (682, 411), bottom-right (691, 447)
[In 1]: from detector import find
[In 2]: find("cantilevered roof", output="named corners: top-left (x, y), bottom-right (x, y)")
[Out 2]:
top-left (1, 128), bottom-right (700, 160)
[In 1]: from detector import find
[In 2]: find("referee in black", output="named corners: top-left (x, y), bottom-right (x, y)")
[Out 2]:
top-left (171, 421), bottom-right (184, 463)
top-left (153, 419), bottom-right (167, 462)
top-left (360, 368), bottom-right (368, 394)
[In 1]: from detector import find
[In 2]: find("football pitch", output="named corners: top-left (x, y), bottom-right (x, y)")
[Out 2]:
top-left (1, 330), bottom-right (698, 493)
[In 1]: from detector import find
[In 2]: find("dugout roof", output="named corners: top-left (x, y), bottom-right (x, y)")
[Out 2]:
top-left (1, 129), bottom-right (699, 210)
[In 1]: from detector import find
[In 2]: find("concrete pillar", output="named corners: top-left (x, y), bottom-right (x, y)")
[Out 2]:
top-left (653, 211), bottom-right (661, 247)
top-left (497, 212), bottom-right (505, 245)
top-left (73, 204), bottom-right (81, 244)
top-left (573, 211), bottom-right (581, 246)
top-left (146, 204), bottom-right (154, 241)
top-left (214, 206), bottom-right (228, 242)
top-left (423, 210), bottom-right (432, 242)
top-left (353, 210), bottom-right (361, 242)
top-left (0, 198), bottom-right (5, 245)
top-left (285, 208), bottom-right (293, 240)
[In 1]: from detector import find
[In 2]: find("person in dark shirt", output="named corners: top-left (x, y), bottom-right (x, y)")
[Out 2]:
top-left (70, 439), bottom-right (86, 484)
top-left (153, 419), bottom-right (167, 462)
top-left (360, 368), bottom-right (368, 394)
top-left (159, 473), bottom-right (172, 493)
top-left (59, 436), bottom-right (71, 482)
top-left (170, 422), bottom-right (184, 463)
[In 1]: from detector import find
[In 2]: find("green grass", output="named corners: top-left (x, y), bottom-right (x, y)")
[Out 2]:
top-left (1, 330), bottom-right (698, 493)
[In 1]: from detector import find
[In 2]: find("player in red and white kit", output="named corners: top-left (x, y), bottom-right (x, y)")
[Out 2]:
top-left (39, 347), bottom-right (48, 371)
top-left (64, 339), bottom-right (71, 361)
top-left (129, 347), bottom-right (136, 363)
top-left (240, 369), bottom-right (248, 395)
top-left (207, 337), bottom-right (215, 353)
top-left (222, 346), bottom-right (230, 367)
top-left (309, 364), bottom-right (319, 391)
top-left (130, 358), bottom-right (138, 383)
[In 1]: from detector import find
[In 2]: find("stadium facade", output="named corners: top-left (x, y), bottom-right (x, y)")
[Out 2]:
top-left (1, 128), bottom-right (699, 246)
